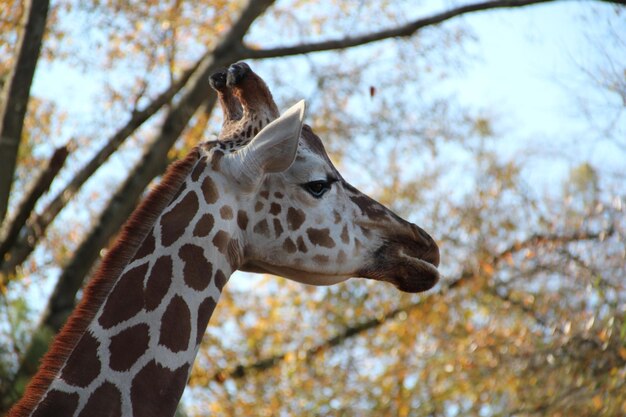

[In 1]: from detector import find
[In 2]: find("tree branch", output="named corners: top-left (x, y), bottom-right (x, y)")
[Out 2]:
top-left (241, 0), bottom-right (558, 59)
top-left (225, 306), bottom-right (404, 381)
top-left (448, 227), bottom-right (614, 290)
top-left (207, 227), bottom-right (614, 383)
top-left (242, 0), bottom-right (626, 59)
top-left (0, 145), bottom-right (69, 264)
top-left (0, 56), bottom-right (204, 276)
top-left (4, 1), bottom-right (276, 409)
top-left (486, 284), bottom-right (557, 331)
top-left (0, 0), bottom-right (50, 226)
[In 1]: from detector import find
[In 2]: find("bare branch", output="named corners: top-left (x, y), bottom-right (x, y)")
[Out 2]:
top-left (242, 0), bottom-right (626, 60)
top-left (207, 227), bottom-right (614, 383)
top-left (0, 0), bottom-right (50, 226)
top-left (0, 145), bottom-right (69, 263)
top-left (486, 285), bottom-right (558, 331)
top-left (213, 305), bottom-right (408, 383)
top-left (494, 228), bottom-right (615, 262)
top-left (0, 54), bottom-right (203, 276)
top-left (3, 1), bottom-right (276, 408)
top-left (242, 0), bottom-right (558, 59)
top-left (7, 0), bottom-right (277, 275)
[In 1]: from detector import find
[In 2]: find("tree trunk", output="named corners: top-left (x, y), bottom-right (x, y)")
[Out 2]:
top-left (0, 1), bottom-right (275, 411)
top-left (0, 55), bottom-right (203, 277)
top-left (0, 0), bottom-right (50, 226)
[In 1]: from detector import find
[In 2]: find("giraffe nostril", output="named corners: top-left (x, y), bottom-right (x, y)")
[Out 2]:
top-left (424, 242), bottom-right (440, 268)
top-left (410, 224), bottom-right (432, 246)
top-left (409, 223), bottom-right (440, 267)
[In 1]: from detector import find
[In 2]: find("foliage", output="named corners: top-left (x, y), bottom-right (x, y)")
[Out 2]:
top-left (0, 0), bottom-right (625, 416)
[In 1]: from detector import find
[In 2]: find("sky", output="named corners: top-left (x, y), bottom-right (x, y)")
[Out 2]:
top-left (11, 1), bottom-right (625, 413)
top-left (30, 1), bottom-right (625, 186)
top-left (449, 2), bottom-right (624, 187)
top-left (23, 0), bottom-right (625, 311)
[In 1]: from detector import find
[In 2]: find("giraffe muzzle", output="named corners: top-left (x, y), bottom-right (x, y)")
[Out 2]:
top-left (358, 224), bottom-right (440, 293)
top-left (409, 223), bottom-right (440, 267)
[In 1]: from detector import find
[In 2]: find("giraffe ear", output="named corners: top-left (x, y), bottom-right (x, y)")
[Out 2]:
top-left (238, 100), bottom-right (306, 178)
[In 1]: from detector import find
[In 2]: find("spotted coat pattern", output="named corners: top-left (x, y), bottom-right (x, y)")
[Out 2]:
top-left (36, 152), bottom-right (237, 417)
top-left (13, 62), bottom-right (439, 417)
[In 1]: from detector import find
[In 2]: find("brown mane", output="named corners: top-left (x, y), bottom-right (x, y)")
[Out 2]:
top-left (8, 148), bottom-right (201, 417)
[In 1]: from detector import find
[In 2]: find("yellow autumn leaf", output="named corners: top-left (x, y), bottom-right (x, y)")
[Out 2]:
top-left (592, 394), bottom-right (603, 410)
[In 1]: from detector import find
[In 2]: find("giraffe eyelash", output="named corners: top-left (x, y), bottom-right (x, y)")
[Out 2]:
top-left (301, 177), bottom-right (338, 198)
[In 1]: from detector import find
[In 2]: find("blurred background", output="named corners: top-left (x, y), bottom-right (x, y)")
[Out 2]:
top-left (0, 0), bottom-right (624, 415)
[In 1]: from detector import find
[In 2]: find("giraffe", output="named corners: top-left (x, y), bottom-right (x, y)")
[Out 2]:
top-left (9, 62), bottom-right (440, 417)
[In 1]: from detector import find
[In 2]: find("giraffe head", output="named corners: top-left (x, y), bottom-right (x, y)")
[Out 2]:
top-left (207, 62), bottom-right (439, 293)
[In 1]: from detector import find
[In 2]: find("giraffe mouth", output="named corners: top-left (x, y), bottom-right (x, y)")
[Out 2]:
top-left (393, 250), bottom-right (440, 292)
top-left (358, 236), bottom-right (440, 293)
top-left (359, 256), bottom-right (440, 293)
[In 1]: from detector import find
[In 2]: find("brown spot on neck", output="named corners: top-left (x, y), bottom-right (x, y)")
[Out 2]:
top-left (196, 297), bottom-right (217, 345)
top-left (133, 233), bottom-right (155, 261)
top-left (131, 361), bottom-right (190, 417)
top-left (99, 263), bottom-right (147, 329)
top-left (212, 230), bottom-right (231, 256)
top-left (109, 324), bottom-right (150, 372)
top-left (202, 177), bottom-right (219, 204)
top-left (211, 150), bottom-right (224, 171)
top-left (179, 244), bottom-right (213, 291)
top-left (159, 295), bottom-right (191, 353)
top-left (190, 157), bottom-right (207, 181)
top-left (214, 269), bottom-right (227, 291)
top-left (354, 238), bottom-right (362, 255)
top-left (145, 256), bottom-right (172, 311)
top-left (219, 205), bottom-right (234, 220)
top-left (160, 192), bottom-right (199, 247)
top-left (193, 213), bottom-right (215, 237)
top-left (60, 332), bottom-right (100, 387)
top-left (10, 149), bottom-right (200, 417)
top-left (77, 382), bottom-right (122, 417)
top-left (31, 390), bottom-right (79, 417)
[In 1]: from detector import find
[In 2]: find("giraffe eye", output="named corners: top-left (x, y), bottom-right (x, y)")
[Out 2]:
top-left (303, 180), bottom-right (331, 198)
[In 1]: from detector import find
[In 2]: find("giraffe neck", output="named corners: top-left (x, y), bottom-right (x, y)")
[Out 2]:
top-left (13, 148), bottom-right (241, 417)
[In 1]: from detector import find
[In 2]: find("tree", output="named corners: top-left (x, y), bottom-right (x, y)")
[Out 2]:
top-left (0, 0), bottom-right (625, 415)
top-left (0, 0), bottom-right (50, 226)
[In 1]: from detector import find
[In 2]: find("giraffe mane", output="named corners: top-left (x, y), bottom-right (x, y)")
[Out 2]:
top-left (9, 148), bottom-right (201, 417)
